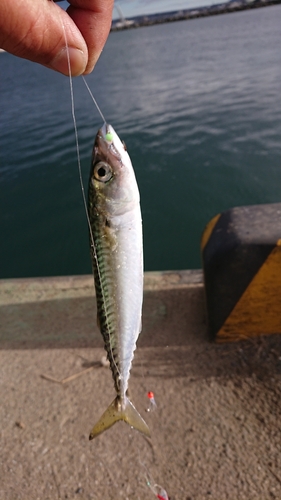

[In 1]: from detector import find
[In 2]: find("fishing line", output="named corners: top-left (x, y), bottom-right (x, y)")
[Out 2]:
top-left (57, 9), bottom-right (93, 252)
top-left (82, 76), bottom-right (106, 124)
top-left (56, 3), bottom-right (121, 381)
top-left (139, 456), bottom-right (170, 500)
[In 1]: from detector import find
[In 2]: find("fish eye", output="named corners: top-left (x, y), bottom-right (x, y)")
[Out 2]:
top-left (93, 161), bottom-right (112, 182)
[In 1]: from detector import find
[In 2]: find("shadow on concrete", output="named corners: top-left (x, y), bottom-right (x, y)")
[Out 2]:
top-left (0, 272), bottom-right (207, 349)
top-left (133, 334), bottom-right (281, 381)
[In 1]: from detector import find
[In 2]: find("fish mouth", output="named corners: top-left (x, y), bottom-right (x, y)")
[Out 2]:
top-left (99, 123), bottom-right (127, 160)
top-left (100, 123), bottom-right (114, 143)
top-left (94, 123), bottom-right (120, 162)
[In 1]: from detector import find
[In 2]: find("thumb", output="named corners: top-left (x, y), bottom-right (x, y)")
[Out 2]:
top-left (0, 0), bottom-right (88, 76)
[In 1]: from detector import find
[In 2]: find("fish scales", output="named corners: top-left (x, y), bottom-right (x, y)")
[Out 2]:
top-left (87, 123), bottom-right (150, 439)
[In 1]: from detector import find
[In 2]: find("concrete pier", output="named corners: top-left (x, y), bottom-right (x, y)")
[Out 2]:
top-left (0, 272), bottom-right (280, 499)
top-left (0, 270), bottom-right (204, 349)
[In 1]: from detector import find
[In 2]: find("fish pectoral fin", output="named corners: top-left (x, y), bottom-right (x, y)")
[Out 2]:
top-left (89, 396), bottom-right (150, 440)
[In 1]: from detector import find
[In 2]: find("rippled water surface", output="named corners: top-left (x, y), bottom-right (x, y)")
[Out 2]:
top-left (1, 6), bottom-right (281, 278)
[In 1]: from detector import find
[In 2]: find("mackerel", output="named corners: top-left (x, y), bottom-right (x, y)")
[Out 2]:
top-left (88, 123), bottom-right (150, 439)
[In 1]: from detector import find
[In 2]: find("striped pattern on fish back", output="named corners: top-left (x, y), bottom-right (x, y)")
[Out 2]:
top-left (89, 207), bottom-right (122, 395)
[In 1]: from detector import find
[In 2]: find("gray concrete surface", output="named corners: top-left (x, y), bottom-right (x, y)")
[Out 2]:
top-left (0, 271), bottom-right (204, 348)
top-left (0, 272), bottom-right (281, 499)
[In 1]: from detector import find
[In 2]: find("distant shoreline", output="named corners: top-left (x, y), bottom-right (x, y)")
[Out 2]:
top-left (111, 0), bottom-right (280, 32)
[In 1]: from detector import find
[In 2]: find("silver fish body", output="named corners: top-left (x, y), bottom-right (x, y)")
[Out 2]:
top-left (88, 123), bottom-right (150, 439)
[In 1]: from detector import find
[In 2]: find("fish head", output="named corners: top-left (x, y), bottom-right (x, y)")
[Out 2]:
top-left (90, 123), bottom-right (139, 216)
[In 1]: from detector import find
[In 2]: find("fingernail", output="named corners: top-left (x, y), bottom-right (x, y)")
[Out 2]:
top-left (50, 47), bottom-right (86, 76)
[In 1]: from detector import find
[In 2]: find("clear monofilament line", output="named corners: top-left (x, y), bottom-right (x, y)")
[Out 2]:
top-left (57, 5), bottom-right (121, 380)
top-left (82, 76), bottom-right (107, 124)
top-left (60, 23), bottom-right (96, 260)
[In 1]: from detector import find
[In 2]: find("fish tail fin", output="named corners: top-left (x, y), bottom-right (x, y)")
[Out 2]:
top-left (89, 396), bottom-right (150, 440)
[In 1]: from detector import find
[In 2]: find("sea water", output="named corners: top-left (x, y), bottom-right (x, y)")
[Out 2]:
top-left (0, 5), bottom-right (280, 278)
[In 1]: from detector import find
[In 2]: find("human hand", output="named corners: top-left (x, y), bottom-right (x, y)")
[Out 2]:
top-left (0, 0), bottom-right (114, 76)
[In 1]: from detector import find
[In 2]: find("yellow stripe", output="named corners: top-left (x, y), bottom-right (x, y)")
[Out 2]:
top-left (217, 243), bottom-right (281, 342)
top-left (201, 213), bottom-right (220, 251)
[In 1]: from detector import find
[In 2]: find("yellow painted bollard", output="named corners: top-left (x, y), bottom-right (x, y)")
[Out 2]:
top-left (201, 203), bottom-right (281, 342)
